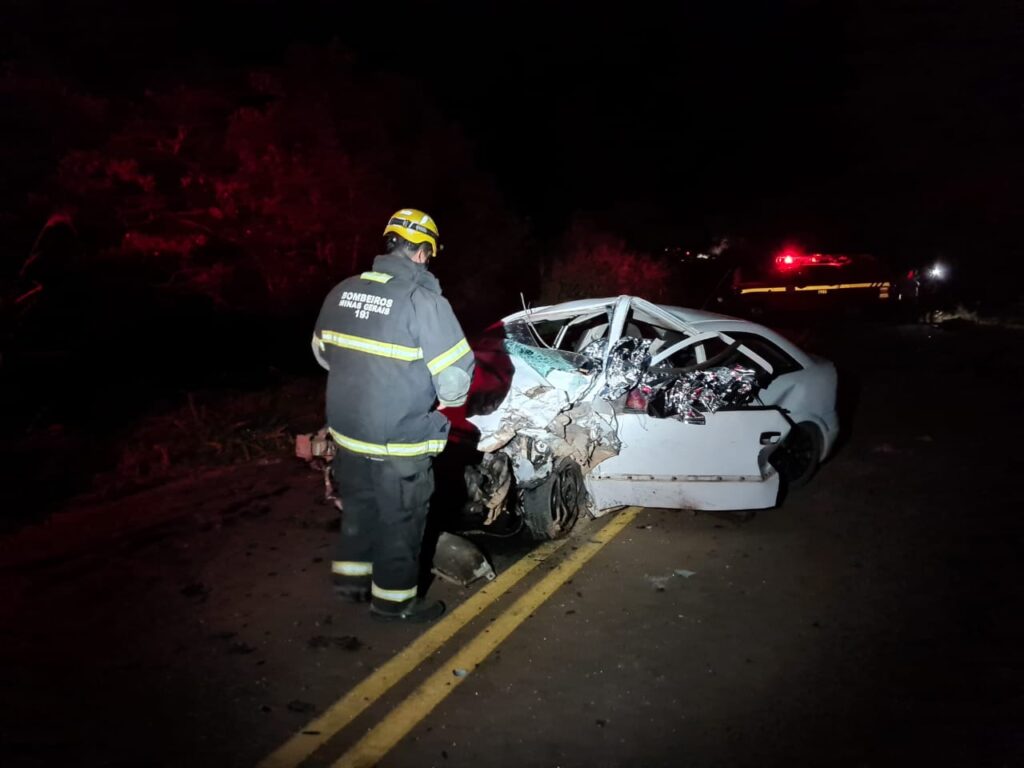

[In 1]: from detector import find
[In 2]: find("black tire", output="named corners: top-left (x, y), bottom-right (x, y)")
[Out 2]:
top-left (770, 422), bottom-right (822, 489)
top-left (521, 457), bottom-right (584, 541)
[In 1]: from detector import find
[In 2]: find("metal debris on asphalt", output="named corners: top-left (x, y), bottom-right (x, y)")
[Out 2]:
top-left (431, 532), bottom-right (496, 587)
top-left (647, 574), bottom-right (672, 591)
top-left (647, 569), bottom-right (697, 590)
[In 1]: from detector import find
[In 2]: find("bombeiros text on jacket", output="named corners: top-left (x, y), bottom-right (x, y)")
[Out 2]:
top-left (339, 290), bottom-right (394, 319)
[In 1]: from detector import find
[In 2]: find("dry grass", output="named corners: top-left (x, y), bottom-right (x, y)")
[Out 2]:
top-left (94, 377), bottom-right (325, 496)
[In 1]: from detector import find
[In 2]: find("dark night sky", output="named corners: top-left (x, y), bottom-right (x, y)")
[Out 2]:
top-left (2, 0), bottom-right (1022, 261)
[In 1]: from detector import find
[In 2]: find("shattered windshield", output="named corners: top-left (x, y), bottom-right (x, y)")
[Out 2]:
top-left (504, 340), bottom-right (589, 377)
top-left (503, 321), bottom-right (600, 377)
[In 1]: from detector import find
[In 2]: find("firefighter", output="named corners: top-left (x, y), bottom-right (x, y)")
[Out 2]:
top-left (312, 209), bottom-right (474, 623)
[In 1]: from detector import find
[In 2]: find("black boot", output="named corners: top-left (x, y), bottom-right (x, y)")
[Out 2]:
top-left (370, 597), bottom-right (446, 624)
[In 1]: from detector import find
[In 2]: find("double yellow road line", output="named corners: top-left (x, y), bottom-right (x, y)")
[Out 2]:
top-left (259, 506), bottom-right (642, 768)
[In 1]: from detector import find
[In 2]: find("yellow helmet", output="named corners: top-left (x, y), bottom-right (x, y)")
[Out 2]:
top-left (383, 208), bottom-right (441, 257)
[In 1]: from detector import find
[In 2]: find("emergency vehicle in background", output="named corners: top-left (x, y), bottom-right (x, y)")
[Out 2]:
top-left (724, 248), bottom-right (896, 315)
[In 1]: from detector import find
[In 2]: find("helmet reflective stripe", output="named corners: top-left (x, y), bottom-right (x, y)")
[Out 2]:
top-left (383, 208), bottom-right (440, 256)
top-left (387, 217), bottom-right (437, 237)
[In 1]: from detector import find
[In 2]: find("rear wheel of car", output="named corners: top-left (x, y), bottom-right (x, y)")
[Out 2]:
top-left (771, 422), bottom-right (822, 489)
top-left (522, 457), bottom-right (584, 541)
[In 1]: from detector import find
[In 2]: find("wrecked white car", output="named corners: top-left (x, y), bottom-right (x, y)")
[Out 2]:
top-left (461, 296), bottom-right (838, 540)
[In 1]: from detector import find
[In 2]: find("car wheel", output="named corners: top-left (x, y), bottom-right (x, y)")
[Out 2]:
top-left (770, 422), bottom-right (822, 489)
top-left (522, 457), bottom-right (584, 541)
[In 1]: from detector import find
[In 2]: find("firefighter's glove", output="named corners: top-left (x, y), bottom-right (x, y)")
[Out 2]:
top-left (436, 366), bottom-right (471, 408)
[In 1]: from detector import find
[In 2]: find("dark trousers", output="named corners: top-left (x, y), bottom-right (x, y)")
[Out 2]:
top-left (331, 449), bottom-right (434, 605)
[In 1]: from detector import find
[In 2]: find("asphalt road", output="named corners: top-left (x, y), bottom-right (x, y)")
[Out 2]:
top-left (1, 321), bottom-right (1021, 767)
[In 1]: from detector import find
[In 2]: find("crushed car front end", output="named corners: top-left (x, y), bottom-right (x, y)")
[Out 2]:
top-left (461, 296), bottom-right (833, 538)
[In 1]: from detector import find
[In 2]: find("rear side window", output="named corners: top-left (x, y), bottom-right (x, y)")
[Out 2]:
top-left (727, 332), bottom-right (802, 375)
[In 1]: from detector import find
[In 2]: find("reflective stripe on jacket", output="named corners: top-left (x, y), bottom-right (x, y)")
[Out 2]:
top-left (313, 253), bottom-right (474, 457)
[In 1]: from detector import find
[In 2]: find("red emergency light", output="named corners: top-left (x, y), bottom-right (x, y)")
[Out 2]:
top-left (774, 251), bottom-right (850, 271)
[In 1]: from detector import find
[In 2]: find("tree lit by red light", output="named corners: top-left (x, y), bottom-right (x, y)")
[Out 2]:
top-left (541, 221), bottom-right (671, 303)
top-left (42, 55), bottom-right (528, 320)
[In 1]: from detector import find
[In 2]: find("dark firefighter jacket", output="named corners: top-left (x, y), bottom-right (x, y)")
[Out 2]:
top-left (312, 253), bottom-right (475, 457)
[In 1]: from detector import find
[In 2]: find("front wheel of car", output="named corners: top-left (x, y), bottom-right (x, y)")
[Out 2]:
top-left (522, 457), bottom-right (584, 541)
top-left (770, 422), bottom-right (822, 489)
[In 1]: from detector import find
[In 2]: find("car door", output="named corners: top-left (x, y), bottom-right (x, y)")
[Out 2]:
top-left (584, 297), bottom-right (791, 512)
top-left (586, 406), bottom-right (791, 512)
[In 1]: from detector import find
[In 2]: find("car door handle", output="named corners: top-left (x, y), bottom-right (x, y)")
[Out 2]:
top-left (760, 431), bottom-right (782, 445)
